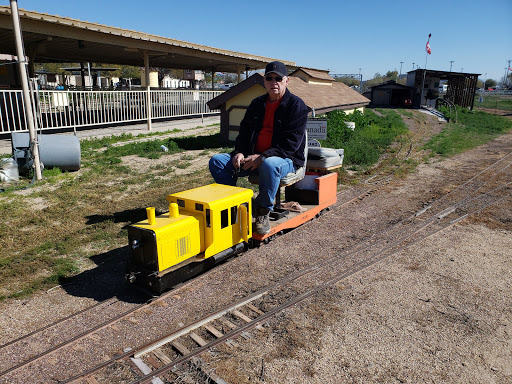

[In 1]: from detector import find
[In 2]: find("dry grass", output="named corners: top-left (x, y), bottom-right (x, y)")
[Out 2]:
top-left (0, 130), bottom-right (221, 300)
top-left (1, 108), bottom-right (495, 301)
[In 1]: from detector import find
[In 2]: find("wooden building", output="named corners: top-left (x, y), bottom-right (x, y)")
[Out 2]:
top-left (207, 68), bottom-right (370, 143)
top-left (363, 80), bottom-right (413, 107)
top-left (406, 69), bottom-right (480, 109)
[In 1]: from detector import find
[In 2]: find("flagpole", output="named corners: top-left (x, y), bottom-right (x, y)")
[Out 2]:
top-left (420, 33), bottom-right (431, 108)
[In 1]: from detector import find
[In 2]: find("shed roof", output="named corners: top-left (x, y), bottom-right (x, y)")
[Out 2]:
top-left (370, 80), bottom-right (412, 90)
top-left (208, 73), bottom-right (370, 113)
top-left (290, 68), bottom-right (334, 81)
top-left (406, 69), bottom-right (480, 78)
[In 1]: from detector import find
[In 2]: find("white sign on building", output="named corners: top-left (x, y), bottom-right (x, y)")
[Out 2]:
top-left (306, 119), bottom-right (327, 140)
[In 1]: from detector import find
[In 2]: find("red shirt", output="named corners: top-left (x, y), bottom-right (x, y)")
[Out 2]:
top-left (255, 98), bottom-right (281, 154)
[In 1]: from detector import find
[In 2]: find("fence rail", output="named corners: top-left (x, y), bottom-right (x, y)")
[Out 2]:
top-left (0, 89), bottom-right (223, 134)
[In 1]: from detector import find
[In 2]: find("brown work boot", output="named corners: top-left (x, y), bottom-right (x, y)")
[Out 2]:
top-left (254, 207), bottom-right (270, 235)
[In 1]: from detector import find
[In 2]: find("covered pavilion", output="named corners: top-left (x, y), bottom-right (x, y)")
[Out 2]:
top-left (0, 5), bottom-right (301, 133)
top-left (0, 6), bottom-right (297, 84)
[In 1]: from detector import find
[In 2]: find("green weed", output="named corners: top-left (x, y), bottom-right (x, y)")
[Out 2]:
top-left (425, 107), bottom-right (512, 156)
top-left (474, 94), bottom-right (512, 111)
top-left (175, 161), bottom-right (191, 169)
top-left (321, 109), bottom-right (408, 168)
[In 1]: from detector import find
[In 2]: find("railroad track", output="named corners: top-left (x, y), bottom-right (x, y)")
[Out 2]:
top-left (1, 149), bottom-right (509, 384)
top-left (74, 174), bottom-right (511, 383)
top-left (364, 110), bottom-right (432, 185)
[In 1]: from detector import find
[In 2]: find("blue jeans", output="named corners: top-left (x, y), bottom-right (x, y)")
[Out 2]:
top-left (209, 153), bottom-right (296, 210)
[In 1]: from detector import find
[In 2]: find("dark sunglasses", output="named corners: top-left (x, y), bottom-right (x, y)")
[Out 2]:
top-left (265, 75), bottom-right (283, 82)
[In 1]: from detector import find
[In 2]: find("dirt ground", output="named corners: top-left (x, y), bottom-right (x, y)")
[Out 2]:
top-left (0, 111), bottom-right (511, 383)
top-left (204, 115), bottom-right (512, 384)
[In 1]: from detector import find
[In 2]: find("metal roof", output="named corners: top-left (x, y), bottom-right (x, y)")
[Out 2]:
top-left (406, 69), bottom-right (481, 77)
top-left (0, 6), bottom-right (296, 73)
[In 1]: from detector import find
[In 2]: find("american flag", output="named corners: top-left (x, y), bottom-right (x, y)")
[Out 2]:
top-left (426, 34), bottom-right (432, 55)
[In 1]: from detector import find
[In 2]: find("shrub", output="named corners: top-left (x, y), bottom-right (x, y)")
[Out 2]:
top-left (322, 108), bottom-right (407, 167)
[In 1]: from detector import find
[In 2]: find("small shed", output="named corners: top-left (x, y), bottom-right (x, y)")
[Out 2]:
top-left (406, 69), bottom-right (480, 109)
top-left (207, 68), bottom-right (370, 143)
top-left (364, 80), bottom-right (413, 107)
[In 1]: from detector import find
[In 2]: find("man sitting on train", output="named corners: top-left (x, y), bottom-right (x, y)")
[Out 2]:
top-left (209, 61), bottom-right (308, 235)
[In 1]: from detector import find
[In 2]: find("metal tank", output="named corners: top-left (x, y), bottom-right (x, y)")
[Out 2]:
top-left (11, 132), bottom-right (81, 173)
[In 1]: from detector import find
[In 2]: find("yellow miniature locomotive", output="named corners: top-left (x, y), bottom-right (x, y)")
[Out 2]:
top-left (126, 172), bottom-right (338, 294)
top-left (126, 184), bottom-right (253, 294)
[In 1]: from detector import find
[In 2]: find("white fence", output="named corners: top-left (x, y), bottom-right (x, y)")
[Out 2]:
top-left (0, 89), bottom-right (223, 134)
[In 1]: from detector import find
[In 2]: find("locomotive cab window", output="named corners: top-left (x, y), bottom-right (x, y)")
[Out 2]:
top-left (177, 199), bottom-right (185, 207)
top-left (231, 206), bottom-right (238, 225)
top-left (206, 209), bottom-right (211, 227)
top-left (195, 203), bottom-right (204, 211)
top-left (221, 209), bottom-right (229, 229)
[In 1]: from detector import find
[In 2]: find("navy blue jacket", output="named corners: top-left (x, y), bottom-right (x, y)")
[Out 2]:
top-left (233, 88), bottom-right (309, 167)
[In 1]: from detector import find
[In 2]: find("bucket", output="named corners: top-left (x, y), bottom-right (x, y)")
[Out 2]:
top-left (11, 132), bottom-right (81, 174)
top-left (0, 158), bottom-right (20, 182)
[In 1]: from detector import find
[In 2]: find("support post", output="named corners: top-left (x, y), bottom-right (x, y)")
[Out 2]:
top-left (10, 0), bottom-right (42, 180)
top-left (144, 51), bottom-right (152, 131)
top-left (87, 62), bottom-right (92, 89)
top-left (237, 65), bottom-right (243, 84)
top-left (80, 62), bottom-right (86, 87)
top-left (211, 70), bottom-right (215, 90)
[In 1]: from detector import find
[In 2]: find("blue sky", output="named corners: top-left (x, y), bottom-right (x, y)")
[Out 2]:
top-left (12, 0), bottom-right (512, 82)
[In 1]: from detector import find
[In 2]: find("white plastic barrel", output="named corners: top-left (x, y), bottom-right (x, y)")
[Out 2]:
top-left (11, 132), bottom-right (81, 172)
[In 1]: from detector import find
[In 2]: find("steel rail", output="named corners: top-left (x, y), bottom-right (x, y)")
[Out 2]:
top-left (61, 177), bottom-right (511, 384)
top-left (131, 193), bottom-right (511, 384)
top-left (4, 150), bottom-right (510, 382)
top-left (0, 298), bottom-right (117, 350)
top-left (0, 267), bottom-right (211, 378)
top-left (364, 109), bottom-right (431, 185)
top-left (0, 301), bottom-right (149, 377)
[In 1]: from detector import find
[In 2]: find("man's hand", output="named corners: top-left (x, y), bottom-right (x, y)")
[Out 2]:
top-left (242, 154), bottom-right (263, 171)
top-left (232, 153), bottom-right (245, 170)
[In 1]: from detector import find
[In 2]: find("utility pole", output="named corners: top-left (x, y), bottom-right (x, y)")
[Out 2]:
top-left (506, 60), bottom-right (511, 87)
top-left (358, 68), bottom-right (362, 92)
top-left (399, 61), bottom-right (403, 80)
top-left (412, 62), bottom-right (415, 71)
top-left (10, 0), bottom-right (42, 180)
top-left (449, 61), bottom-right (454, 72)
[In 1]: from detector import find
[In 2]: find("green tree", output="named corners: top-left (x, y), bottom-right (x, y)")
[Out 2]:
top-left (361, 71), bottom-right (406, 93)
top-left (204, 72), bottom-right (212, 84)
top-left (385, 70), bottom-right (398, 80)
top-left (224, 73), bottom-right (237, 84)
top-left (111, 65), bottom-right (141, 79)
top-left (334, 77), bottom-right (360, 87)
top-left (485, 79), bottom-right (497, 89)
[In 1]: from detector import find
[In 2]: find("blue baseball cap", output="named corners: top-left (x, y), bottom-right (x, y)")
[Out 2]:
top-left (264, 61), bottom-right (288, 77)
